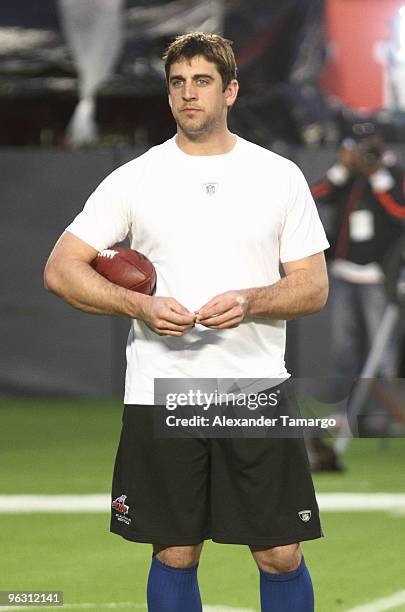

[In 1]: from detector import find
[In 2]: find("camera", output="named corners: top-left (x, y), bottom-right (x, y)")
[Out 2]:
top-left (356, 140), bottom-right (382, 165)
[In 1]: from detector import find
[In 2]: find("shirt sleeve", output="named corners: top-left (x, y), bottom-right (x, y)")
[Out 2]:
top-left (369, 166), bottom-right (405, 221)
top-left (65, 167), bottom-right (131, 252)
top-left (279, 162), bottom-right (330, 263)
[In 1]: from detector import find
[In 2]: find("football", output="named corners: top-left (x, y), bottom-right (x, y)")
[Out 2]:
top-left (91, 247), bottom-right (156, 295)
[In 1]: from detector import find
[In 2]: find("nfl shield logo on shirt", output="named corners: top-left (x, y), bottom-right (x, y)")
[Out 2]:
top-left (298, 510), bottom-right (311, 522)
top-left (202, 182), bottom-right (218, 196)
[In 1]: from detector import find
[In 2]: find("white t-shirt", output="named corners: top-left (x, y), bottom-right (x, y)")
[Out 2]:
top-left (67, 135), bottom-right (329, 404)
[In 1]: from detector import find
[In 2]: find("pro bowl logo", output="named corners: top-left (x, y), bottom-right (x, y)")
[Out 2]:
top-left (112, 494), bottom-right (131, 524)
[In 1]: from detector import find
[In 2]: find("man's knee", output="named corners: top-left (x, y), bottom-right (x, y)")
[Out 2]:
top-left (153, 543), bottom-right (203, 569)
top-left (250, 542), bottom-right (301, 574)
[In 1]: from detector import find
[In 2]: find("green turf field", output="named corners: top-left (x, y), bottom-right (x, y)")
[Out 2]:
top-left (1, 397), bottom-right (405, 611)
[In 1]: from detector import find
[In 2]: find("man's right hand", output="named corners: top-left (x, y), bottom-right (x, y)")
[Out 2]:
top-left (138, 296), bottom-right (196, 337)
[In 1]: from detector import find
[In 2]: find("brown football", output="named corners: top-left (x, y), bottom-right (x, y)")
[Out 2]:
top-left (91, 247), bottom-right (156, 295)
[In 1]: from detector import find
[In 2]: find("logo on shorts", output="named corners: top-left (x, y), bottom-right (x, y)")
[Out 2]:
top-left (112, 494), bottom-right (131, 524)
top-left (298, 510), bottom-right (312, 522)
top-left (112, 494), bottom-right (129, 515)
top-left (202, 182), bottom-right (218, 196)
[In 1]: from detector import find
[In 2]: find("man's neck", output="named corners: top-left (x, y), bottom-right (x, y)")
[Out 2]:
top-left (175, 129), bottom-right (236, 156)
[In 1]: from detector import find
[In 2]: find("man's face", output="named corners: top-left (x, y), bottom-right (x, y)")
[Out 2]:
top-left (167, 55), bottom-right (238, 139)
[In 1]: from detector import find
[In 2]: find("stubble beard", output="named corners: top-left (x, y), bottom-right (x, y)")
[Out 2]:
top-left (175, 109), bottom-right (225, 141)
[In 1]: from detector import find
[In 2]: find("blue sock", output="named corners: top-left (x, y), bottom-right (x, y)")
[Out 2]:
top-left (146, 554), bottom-right (202, 612)
top-left (259, 556), bottom-right (314, 612)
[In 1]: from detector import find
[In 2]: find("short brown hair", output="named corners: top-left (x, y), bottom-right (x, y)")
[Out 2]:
top-left (163, 32), bottom-right (237, 91)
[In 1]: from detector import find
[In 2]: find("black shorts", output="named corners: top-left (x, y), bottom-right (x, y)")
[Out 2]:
top-left (110, 383), bottom-right (323, 546)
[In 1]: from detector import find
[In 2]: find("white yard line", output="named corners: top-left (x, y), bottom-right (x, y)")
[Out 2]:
top-left (0, 494), bottom-right (109, 513)
top-left (345, 589), bottom-right (405, 611)
top-left (316, 493), bottom-right (405, 511)
top-left (1, 493), bottom-right (405, 513)
top-left (203, 606), bottom-right (255, 612)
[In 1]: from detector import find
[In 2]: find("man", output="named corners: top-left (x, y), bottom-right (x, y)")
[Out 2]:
top-left (45, 32), bottom-right (329, 612)
top-left (312, 125), bottom-right (405, 382)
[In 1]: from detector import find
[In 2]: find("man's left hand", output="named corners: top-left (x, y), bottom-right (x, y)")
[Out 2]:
top-left (195, 290), bottom-right (250, 329)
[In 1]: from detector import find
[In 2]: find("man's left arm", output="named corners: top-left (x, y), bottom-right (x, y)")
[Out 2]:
top-left (368, 166), bottom-right (405, 221)
top-left (195, 251), bottom-right (329, 329)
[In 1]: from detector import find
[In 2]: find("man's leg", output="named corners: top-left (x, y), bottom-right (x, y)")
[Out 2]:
top-left (147, 543), bottom-right (203, 612)
top-left (331, 275), bottom-right (364, 379)
top-left (250, 543), bottom-right (314, 612)
top-left (360, 283), bottom-right (399, 377)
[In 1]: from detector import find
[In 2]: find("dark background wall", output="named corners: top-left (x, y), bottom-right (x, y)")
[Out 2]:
top-left (1, 145), bottom-right (402, 397)
top-left (1, 149), bottom-right (137, 397)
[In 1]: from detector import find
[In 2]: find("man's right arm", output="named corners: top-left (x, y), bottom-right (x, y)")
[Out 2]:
top-left (44, 232), bottom-right (196, 336)
top-left (311, 144), bottom-right (355, 203)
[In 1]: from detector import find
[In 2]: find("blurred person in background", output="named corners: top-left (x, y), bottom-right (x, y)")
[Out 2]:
top-left (311, 123), bottom-right (405, 383)
top-left (308, 125), bottom-right (405, 473)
